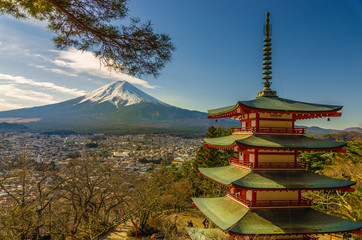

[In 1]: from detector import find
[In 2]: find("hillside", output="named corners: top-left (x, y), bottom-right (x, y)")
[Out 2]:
top-left (0, 122), bottom-right (29, 131)
top-left (318, 131), bottom-right (362, 141)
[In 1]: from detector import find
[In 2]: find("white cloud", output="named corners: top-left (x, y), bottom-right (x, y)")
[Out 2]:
top-left (0, 98), bottom-right (25, 111)
top-left (31, 64), bottom-right (78, 77)
top-left (0, 84), bottom-right (56, 103)
top-left (0, 84), bottom-right (58, 111)
top-left (52, 48), bottom-right (155, 89)
top-left (0, 83), bottom-right (62, 111)
top-left (26, 52), bottom-right (49, 60)
top-left (0, 73), bottom-right (86, 96)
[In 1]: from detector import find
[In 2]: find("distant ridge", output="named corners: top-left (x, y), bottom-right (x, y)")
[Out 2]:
top-left (343, 127), bottom-right (361, 133)
top-left (317, 131), bottom-right (362, 141)
top-left (297, 125), bottom-right (362, 138)
top-left (0, 122), bottom-right (29, 131)
top-left (297, 125), bottom-right (338, 137)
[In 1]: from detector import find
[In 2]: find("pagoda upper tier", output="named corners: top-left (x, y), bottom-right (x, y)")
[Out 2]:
top-left (207, 96), bottom-right (342, 120)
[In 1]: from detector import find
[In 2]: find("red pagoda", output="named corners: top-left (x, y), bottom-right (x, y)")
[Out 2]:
top-left (189, 12), bottom-right (362, 240)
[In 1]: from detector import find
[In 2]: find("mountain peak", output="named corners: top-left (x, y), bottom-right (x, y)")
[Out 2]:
top-left (79, 81), bottom-right (166, 107)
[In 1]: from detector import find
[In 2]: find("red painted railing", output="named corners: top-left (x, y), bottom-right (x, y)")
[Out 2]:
top-left (228, 194), bottom-right (312, 207)
top-left (258, 127), bottom-right (305, 134)
top-left (229, 158), bottom-right (253, 169)
top-left (229, 158), bottom-right (306, 169)
top-left (227, 194), bottom-right (251, 206)
top-left (254, 162), bottom-right (307, 169)
top-left (232, 127), bottom-right (254, 133)
top-left (229, 158), bottom-right (239, 165)
top-left (232, 127), bottom-right (305, 134)
top-left (252, 198), bottom-right (312, 207)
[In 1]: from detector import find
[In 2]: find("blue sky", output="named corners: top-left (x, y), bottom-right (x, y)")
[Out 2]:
top-left (0, 0), bottom-right (361, 129)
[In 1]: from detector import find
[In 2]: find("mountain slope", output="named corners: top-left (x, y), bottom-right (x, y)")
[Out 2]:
top-left (0, 81), bottom-right (213, 131)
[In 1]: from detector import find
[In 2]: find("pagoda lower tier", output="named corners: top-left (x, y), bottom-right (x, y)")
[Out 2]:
top-left (192, 196), bottom-right (362, 238)
top-left (198, 165), bottom-right (355, 208)
top-left (198, 165), bottom-right (356, 191)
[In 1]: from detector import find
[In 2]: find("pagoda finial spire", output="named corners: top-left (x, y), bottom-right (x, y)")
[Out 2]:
top-left (265, 11), bottom-right (271, 38)
top-left (258, 11), bottom-right (277, 97)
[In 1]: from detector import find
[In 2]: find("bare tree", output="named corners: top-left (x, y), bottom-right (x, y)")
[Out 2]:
top-left (0, 152), bottom-right (64, 239)
top-left (59, 155), bottom-right (128, 239)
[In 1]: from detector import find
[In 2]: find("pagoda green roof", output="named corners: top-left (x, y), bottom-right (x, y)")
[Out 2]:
top-left (204, 134), bottom-right (249, 147)
top-left (204, 134), bottom-right (346, 150)
top-left (199, 165), bottom-right (250, 186)
top-left (193, 197), bottom-right (362, 235)
top-left (199, 165), bottom-right (356, 190)
top-left (192, 197), bottom-right (248, 230)
top-left (233, 170), bottom-right (356, 190)
top-left (231, 208), bottom-right (362, 235)
top-left (207, 96), bottom-right (343, 115)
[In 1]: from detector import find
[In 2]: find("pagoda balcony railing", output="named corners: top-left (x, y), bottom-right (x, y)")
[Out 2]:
top-left (251, 198), bottom-right (312, 207)
top-left (229, 158), bottom-right (307, 169)
top-left (227, 194), bottom-right (251, 206)
top-left (227, 194), bottom-right (312, 208)
top-left (232, 127), bottom-right (254, 134)
top-left (232, 127), bottom-right (305, 134)
top-left (229, 158), bottom-right (253, 169)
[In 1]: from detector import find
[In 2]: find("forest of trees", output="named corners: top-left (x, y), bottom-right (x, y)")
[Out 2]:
top-left (0, 153), bottom-right (196, 239)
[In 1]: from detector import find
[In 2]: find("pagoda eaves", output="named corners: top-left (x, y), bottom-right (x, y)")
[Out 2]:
top-left (198, 165), bottom-right (356, 190)
top-left (203, 134), bottom-right (346, 152)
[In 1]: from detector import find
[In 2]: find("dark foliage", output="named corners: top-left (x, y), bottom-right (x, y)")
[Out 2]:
top-left (85, 142), bottom-right (98, 148)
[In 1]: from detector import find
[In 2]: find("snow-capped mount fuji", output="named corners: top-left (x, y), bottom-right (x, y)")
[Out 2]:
top-left (0, 81), bottom-right (213, 131)
top-left (79, 81), bottom-right (167, 107)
